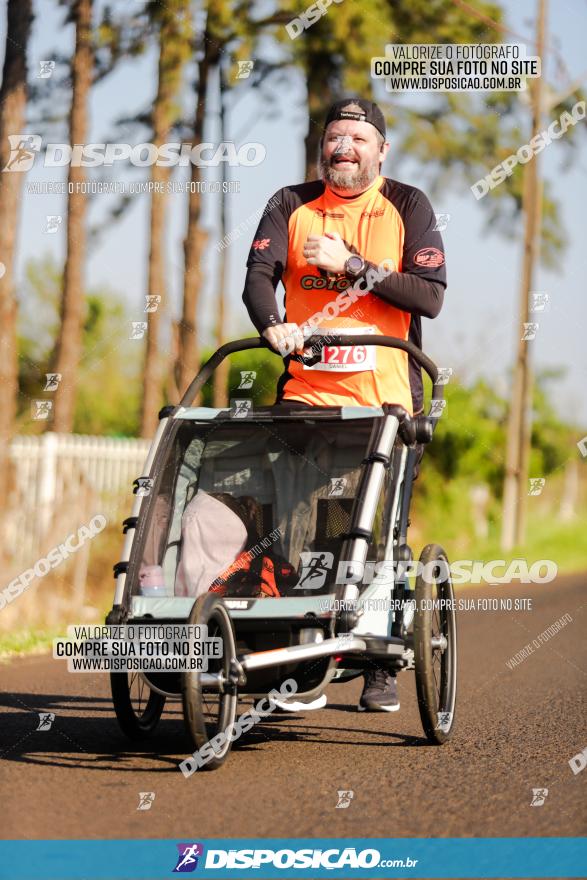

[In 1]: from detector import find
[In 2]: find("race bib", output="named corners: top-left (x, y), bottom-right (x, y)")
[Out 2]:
top-left (303, 327), bottom-right (376, 372)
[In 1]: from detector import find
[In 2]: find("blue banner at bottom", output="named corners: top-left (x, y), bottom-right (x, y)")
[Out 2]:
top-left (0, 838), bottom-right (585, 879)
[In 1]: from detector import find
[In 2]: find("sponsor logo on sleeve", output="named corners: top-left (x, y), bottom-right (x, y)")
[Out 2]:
top-left (414, 247), bottom-right (445, 268)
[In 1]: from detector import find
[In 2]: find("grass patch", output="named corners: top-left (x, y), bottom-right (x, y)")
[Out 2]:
top-left (0, 627), bottom-right (66, 662)
top-left (412, 474), bottom-right (587, 576)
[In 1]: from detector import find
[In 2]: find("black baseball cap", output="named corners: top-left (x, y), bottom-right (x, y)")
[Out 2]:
top-left (323, 98), bottom-right (386, 139)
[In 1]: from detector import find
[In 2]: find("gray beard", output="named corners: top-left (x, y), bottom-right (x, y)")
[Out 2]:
top-left (320, 155), bottom-right (380, 194)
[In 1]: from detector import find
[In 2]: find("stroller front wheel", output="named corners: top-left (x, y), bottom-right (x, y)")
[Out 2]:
top-left (413, 543), bottom-right (457, 744)
top-left (110, 672), bottom-right (166, 739)
top-left (182, 593), bottom-right (238, 771)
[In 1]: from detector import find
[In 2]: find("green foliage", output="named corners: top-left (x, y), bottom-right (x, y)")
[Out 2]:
top-left (422, 370), bottom-right (574, 496)
top-left (198, 347), bottom-right (284, 407)
top-left (423, 378), bottom-right (507, 496)
top-left (414, 369), bottom-right (581, 560)
top-left (73, 293), bottom-right (141, 436)
top-left (529, 368), bottom-right (574, 476)
top-left (17, 256), bottom-right (141, 436)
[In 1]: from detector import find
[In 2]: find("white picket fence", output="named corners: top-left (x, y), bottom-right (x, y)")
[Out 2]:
top-left (6, 432), bottom-right (151, 566)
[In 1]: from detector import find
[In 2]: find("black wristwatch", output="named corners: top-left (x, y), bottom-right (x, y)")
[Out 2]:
top-left (344, 254), bottom-right (366, 279)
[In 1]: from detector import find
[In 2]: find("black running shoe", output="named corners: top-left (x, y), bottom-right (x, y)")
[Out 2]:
top-left (358, 668), bottom-right (400, 712)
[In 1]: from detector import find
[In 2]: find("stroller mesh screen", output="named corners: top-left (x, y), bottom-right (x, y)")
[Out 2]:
top-left (134, 418), bottom-right (384, 600)
top-left (317, 498), bottom-right (353, 540)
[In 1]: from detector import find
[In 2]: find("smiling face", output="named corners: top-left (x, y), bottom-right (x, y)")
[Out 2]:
top-left (319, 113), bottom-right (389, 196)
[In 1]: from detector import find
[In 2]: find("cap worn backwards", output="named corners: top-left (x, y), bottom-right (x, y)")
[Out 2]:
top-left (324, 98), bottom-right (386, 139)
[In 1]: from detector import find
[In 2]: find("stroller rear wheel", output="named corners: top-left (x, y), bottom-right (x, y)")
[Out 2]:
top-left (182, 593), bottom-right (238, 770)
top-left (110, 672), bottom-right (166, 739)
top-left (413, 544), bottom-right (457, 744)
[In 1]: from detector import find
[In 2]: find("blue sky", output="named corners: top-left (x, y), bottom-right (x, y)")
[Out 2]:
top-left (2, 0), bottom-right (586, 425)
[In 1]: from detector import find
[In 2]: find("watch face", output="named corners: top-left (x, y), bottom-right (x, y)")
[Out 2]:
top-left (347, 255), bottom-right (363, 275)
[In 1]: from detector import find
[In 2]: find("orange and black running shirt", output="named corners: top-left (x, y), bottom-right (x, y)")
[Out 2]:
top-left (242, 175), bottom-right (447, 415)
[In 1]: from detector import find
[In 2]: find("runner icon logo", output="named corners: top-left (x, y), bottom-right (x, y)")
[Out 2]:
top-left (435, 711), bottom-right (452, 733)
top-left (295, 552), bottom-right (334, 590)
top-left (530, 788), bottom-right (548, 806)
top-left (336, 790), bottom-right (354, 809)
top-left (44, 373), bottom-right (62, 391)
top-left (231, 399), bottom-right (252, 419)
top-left (144, 295), bottom-right (161, 313)
top-left (173, 843), bottom-right (204, 873)
top-left (36, 713), bottom-right (55, 731)
top-left (328, 477), bottom-right (347, 496)
top-left (32, 400), bottom-right (53, 421)
top-left (137, 792), bottom-right (155, 811)
top-left (130, 321), bottom-right (148, 340)
top-left (238, 371), bottom-right (256, 390)
top-left (2, 134), bottom-right (42, 172)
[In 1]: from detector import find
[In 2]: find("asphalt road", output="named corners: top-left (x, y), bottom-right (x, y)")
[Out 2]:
top-left (1, 574), bottom-right (585, 843)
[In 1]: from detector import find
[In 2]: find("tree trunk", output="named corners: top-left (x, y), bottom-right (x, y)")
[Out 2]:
top-left (51, 0), bottom-right (92, 433)
top-left (304, 62), bottom-right (335, 180)
top-left (177, 36), bottom-right (211, 398)
top-left (0, 0), bottom-right (33, 548)
top-left (140, 0), bottom-right (191, 437)
top-left (212, 64), bottom-right (229, 408)
top-left (141, 152), bottom-right (169, 437)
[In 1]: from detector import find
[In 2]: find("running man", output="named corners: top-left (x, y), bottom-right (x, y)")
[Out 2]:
top-left (242, 97), bottom-right (447, 712)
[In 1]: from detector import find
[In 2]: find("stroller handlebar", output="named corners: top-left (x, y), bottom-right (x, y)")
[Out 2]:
top-left (179, 335), bottom-right (444, 408)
